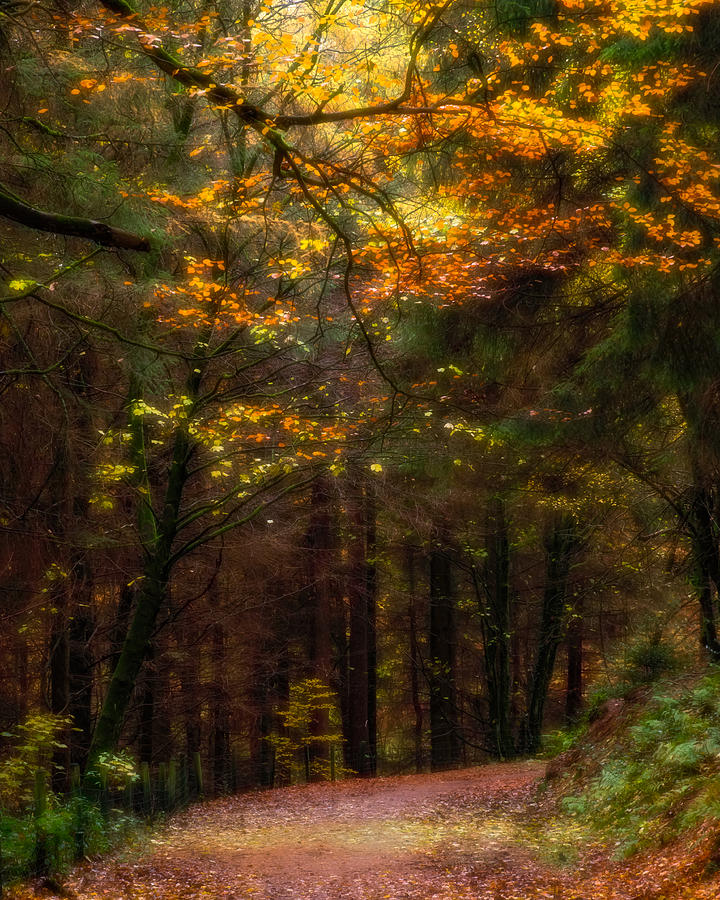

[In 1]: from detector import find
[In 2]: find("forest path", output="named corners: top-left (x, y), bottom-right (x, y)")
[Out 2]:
top-left (63, 761), bottom-right (716, 900)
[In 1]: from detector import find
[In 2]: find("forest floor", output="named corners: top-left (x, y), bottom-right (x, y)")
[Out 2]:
top-left (13, 760), bottom-right (720, 900)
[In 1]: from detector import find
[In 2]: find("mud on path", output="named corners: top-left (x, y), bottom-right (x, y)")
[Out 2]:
top-left (34, 761), bottom-right (720, 899)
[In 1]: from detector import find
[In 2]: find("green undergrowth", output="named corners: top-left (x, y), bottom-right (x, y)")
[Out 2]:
top-left (0, 801), bottom-right (141, 884)
top-left (556, 667), bottom-right (720, 856)
top-left (0, 713), bottom-right (145, 886)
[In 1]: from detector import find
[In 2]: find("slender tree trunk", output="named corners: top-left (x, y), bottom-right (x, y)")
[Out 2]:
top-left (347, 480), bottom-right (370, 775)
top-left (48, 430), bottom-right (95, 784)
top-left (565, 594), bottom-right (584, 724)
top-left (678, 395), bottom-right (720, 660)
top-left (110, 584), bottom-right (134, 673)
top-left (689, 486), bottom-right (720, 659)
top-left (68, 586), bottom-right (94, 771)
top-left (273, 624), bottom-right (291, 786)
top-left (366, 483), bottom-right (378, 776)
top-left (174, 617), bottom-right (202, 767)
top-left (138, 643), bottom-right (155, 764)
top-left (50, 608), bottom-right (70, 791)
top-left (335, 591), bottom-right (351, 772)
top-left (525, 516), bottom-right (579, 753)
top-left (307, 477), bottom-right (334, 777)
top-left (211, 620), bottom-right (231, 795)
top-left (510, 613), bottom-right (522, 729)
top-left (428, 548), bottom-right (460, 771)
top-left (481, 496), bottom-right (514, 759)
top-left (250, 643), bottom-right (273, 787)
top-left (405, 545), bottom-right (424, 773)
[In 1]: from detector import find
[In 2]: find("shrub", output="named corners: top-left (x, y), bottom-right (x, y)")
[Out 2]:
top-left (626, 638), bottom-right (679, 683)
top-left (0, 712), bottom-right (73, 813)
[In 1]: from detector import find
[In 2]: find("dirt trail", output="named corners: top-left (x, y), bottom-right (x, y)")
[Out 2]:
top-left (36, 761), bottom-right (720, 899)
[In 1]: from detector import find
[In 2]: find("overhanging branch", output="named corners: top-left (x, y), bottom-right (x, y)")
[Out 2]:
top-left (0, 186), bottom-right (151, 251)
top-left (96, 0), bottom-right (453, 132)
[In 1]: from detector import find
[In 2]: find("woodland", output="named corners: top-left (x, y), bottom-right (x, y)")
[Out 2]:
top-left (2, 0), bottom-right (720, 895)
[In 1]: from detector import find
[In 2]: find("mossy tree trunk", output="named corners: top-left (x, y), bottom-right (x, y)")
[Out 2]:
top-left (86, 424), bottom-right (192, 770)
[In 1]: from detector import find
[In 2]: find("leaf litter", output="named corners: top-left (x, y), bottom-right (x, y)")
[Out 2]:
top-left (10, 760), bottom-right (720, 899)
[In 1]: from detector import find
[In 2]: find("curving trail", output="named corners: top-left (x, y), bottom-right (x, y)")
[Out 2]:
top-left (24, 761), bottom-right (720, 900)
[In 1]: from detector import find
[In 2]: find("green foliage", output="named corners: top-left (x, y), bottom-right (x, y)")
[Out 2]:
top-left (0, 712), bottom-right (73, 813)
top-left (626, 637), bottom-right (679, 684)
top-left (0, 793), bottom-right (141, 883)
top-left (540, 726), bottom-right (582, 759)
top-left (268, 678), bottom-right (348, 782)
top-left (562, 670), bottom-right (720, 855)
top-left (0, 714), bottom-right (141, 884)
top-left (599, 34), bottom-right (684, 66)
top-left (87, 750), bottom-right (139, 791)
top-left (584, 683), bottom-right (621, 721)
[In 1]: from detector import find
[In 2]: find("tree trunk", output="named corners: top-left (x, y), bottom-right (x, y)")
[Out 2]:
top-left (47, 428), bottom-right (95, 785)
top-left (405, 545), bottom-right (424, 773)
top-left (273, 624), bottom-right (291, 786)
top-left (429, 548), bottom-right (460, 771)
top-left (565, 595), bottom-right (584, 724)
top-left (211, 620), bottom-right (231, 795)
top-left (174, 617), bottom-right (203, 768)
top-left (347, 480), bottom-right (370, 776)
top-left (689, 485), bottom-right (720, 659)
top-left (365, 483), bottom-right (378, 777)
top-left (138, 643), bottom-right (155, 764)
top-left (525, 516), bottom-right (579, 753)
top-left (250, 644), bottom-right (273, 787)
top-left (480, 496), bottom-right (514, 759)
top-left (49, 608), bottom-right (70, 791)
top-left (678, 395), bottom-right (720, 660)
top-left (86, 426), bottom-right (191, 770)
top-left (307, 477), bottom-right (335, 777)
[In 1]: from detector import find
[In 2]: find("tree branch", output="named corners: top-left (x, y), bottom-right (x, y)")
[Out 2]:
top-left (0, 185), bottom-right (151, 251)
top-left (97, 0), bottom-right (453, 132)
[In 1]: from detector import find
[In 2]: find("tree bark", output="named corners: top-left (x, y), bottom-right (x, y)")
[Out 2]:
top-left (0, 185), bottom-right (151, 250)
top-left (565, 595), bottom-right (584, 724)
top-left (211, 620), bottom-right (231, 795)
top-left (86, 426), bottom-right (191, 770)
top-left (365, 483), bottom-right (378, 776)
top-left (524, 516), bottom-right (579, 753)
top-left (138, 643), bottom-right (155, 764)
top-left (347, 480), bottom-right (370, 775)
top-left (428, 548), bottom-right (460, 771)
top-left (306, 477), bottom-right (335, 777)
top-left (405, 545), bottom-right (424, 773)
top-left (689, 485), bottom-right (720, 659)
top-left (481, 496), bottom-right (514, 759)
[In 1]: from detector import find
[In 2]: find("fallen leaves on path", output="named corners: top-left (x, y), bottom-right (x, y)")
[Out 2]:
top-left (9, 761), bottom-right (720, 899)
